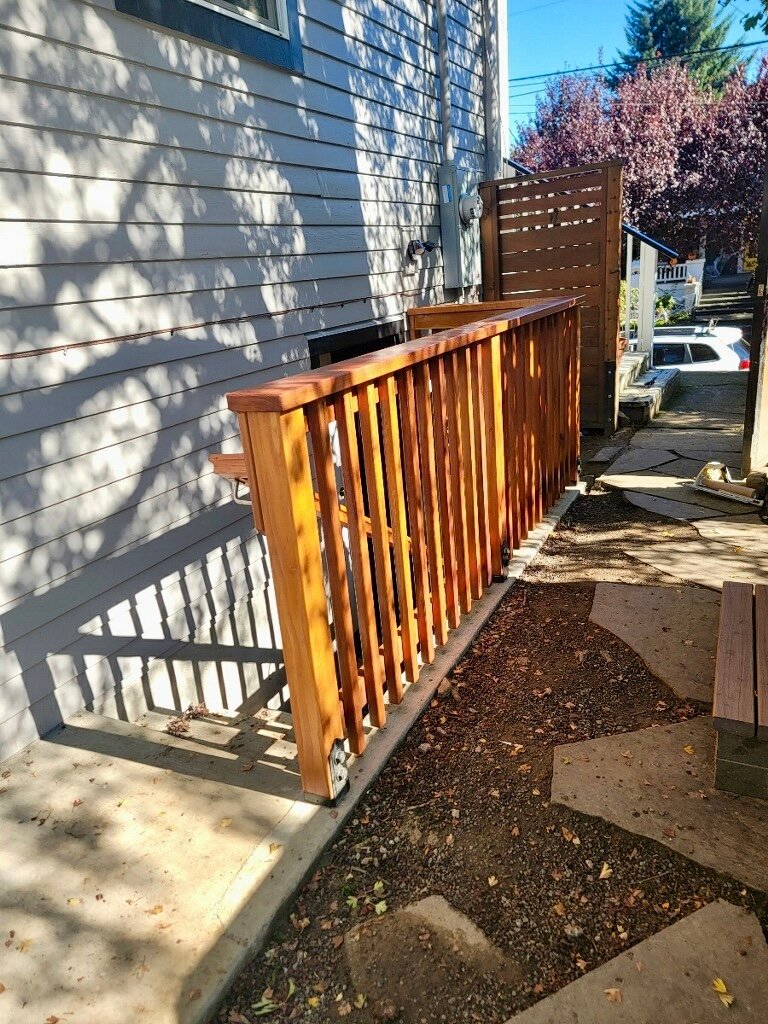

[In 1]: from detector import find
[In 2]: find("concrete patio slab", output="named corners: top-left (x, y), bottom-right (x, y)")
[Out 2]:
top-left (507, 900), bottom-right (768, 1024)
top-left (627, 536), bottom-right (768, 591)
top-left (630, 429), bottom-right (743, 452)
top-left (589, 583), bottom-right (719, 702)
top-left (0, 487), bottom-right (583, 1024)
top-left (551, 718), bottom-right (768, 892)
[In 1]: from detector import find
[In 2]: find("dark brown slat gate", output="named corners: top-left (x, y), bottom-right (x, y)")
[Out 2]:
top-left (480, 161), bottom-right (623, 432)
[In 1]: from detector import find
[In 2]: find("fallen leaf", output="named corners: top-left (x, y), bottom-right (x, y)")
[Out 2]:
top-left (553, 902), bottom-right (566, 917)
top-left (599, 863), bottom-right (613, 880)
top-left (373, 880), bottom-right (385, 894)
top-left (346, 896), bottom-right (358, 909)
top-left (489, 788), bottom-right (500, 798)
top-left (307, 996), bottom-right (320, 1008)
top-left (374, 900), bottom-right (387, 916)
top-left (353, 994), bottom-right (366, 1008)
top-left (338, 1001), bottom-right (352, 1017)
top-left (46, 1017), bottom-right (60, 1024)
top-left (683, 745), bottom-right (696, 756)
top-left (72, 798), bottom-right (83, 808)
top-left (604, 988), bottom-right (622, 1003)
top-left (66, 897), bottom-right (81, 906)
top-left (712, 977), bottom-right (734, 1006)
top-left (268, 843), bottom-right (281, 856)
top-left (148, 905), bottom-right (164, 915)
top-left (488, 875), bottom-right (499, 887)
top-left (331, 935), bottom-right (344, 949)
top-left (561, 827), bottom-right (574, 842)
top-left (220, 818), bottom-right (232, 829)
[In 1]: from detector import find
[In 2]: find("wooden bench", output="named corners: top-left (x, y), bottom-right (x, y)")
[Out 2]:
top-left (713, 581), bottom-right (768, 798)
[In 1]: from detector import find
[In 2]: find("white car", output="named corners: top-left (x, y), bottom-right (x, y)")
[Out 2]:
top-left (651, 327), bottom-right (750, 372)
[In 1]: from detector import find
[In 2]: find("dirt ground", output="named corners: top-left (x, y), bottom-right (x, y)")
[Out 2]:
top-left (215, 490), bottom-right (768, 1024)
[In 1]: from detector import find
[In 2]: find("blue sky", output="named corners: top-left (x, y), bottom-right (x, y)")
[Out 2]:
top-left (507, 0), bottom-right (768, 138)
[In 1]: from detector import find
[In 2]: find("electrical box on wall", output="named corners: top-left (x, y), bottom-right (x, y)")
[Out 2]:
top-left (438, 164), bottom-right (483, 291)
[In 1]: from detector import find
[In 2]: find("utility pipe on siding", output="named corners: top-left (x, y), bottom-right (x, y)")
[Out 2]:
top-left (436, 0), bottom-right (455, 165)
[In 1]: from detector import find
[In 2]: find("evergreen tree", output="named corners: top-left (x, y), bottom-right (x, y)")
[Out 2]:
top-left (609, 0), bottom-right (741, 88)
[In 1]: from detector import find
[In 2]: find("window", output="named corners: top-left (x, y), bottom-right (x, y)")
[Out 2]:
top-left (653, 343), bottom-right (688, 367)
top-left (688, 343), bottom-right (718, 363)
top-left (188, 0), bottom-right (283, 35)
top-left (116, 0), bottom-right (303, 73)
top-left (308, 322), bottom-right (404, 369)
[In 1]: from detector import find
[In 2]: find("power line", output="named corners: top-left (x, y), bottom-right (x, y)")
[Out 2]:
top-left (508, 37), bottom-right (768, 83)
top-left (509, 0), bottom-right (574, 16)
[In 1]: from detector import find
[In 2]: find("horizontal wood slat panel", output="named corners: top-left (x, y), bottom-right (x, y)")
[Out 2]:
top-left (496, 192), bottom-right (603, 220)
top-left (499, 222), bottom-right (602, 251)
top-left (502, 265), bottom-right (603, 290)
top-left (499, 208), bottom-right (603, 232)
top-left (501, 243), bottom-right (601, 274)
top-left (482, 161), bottom-right (622, 431)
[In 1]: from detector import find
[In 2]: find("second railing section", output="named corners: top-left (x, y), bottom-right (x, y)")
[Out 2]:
top-left (227, 297), bottom-right (581, 800)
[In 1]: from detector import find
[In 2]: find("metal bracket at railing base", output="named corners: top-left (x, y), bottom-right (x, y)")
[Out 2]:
top-left (303, 738), bottom-right (350, 806)
top-left (228, 478), bottom-right (253, 506)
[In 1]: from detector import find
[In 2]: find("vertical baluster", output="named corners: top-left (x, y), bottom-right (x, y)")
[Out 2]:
top-left (455, 348), bottom-right (482, 600)
top-left (484, 333), bottom-right (506, 577)
top-left (543, 315), bottom-right (555, 508)
top-left (471, 343), bottom-right (493, 586)
top-left (243, 408), bottom-right (343, 802)
top-left (501, 329), bottom-right (521, 550)
top-left (379, 376), bottom-right (419, 684)
top-left (429, 359), bottom-right (461, 629)
top-left (399, 370), bottom-right (436, 664)
top-left (358, 383), bottom-right (404, 703)
top-left (444, 353), bottom-right (472, 614)
top-left (561, 311), bottom-right (573, 491)
top-left (534, 323), bottom-right (546, 522)
top-left (523, 324), bottom-right (538, 530)
top-left (334, 392), bottom-right (387, 728)
top-left (570, 306), bottom-right (582, 483)
top-left (307, 404), bottom-right (367, 754)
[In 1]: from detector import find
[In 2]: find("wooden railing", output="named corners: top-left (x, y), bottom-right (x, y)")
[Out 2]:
top-left (224, 297), bottom-right (581, 801)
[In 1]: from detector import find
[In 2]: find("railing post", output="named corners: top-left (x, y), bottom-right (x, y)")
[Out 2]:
top-left (241, 407), bottom-right (345, 803)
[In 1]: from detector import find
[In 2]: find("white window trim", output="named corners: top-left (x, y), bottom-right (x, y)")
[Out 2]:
top-left (186, 0), bottom-right (289, 39)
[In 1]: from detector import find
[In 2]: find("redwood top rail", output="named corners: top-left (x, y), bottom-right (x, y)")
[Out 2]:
top-left (227, 296), bottom-right (581, 414)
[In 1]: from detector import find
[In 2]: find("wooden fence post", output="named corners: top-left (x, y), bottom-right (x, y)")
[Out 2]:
top-left (243, 408), bottom-right (345, 803)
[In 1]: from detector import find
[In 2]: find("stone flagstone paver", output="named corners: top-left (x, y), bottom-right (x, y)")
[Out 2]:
top-left (617, 491), bottom-right (725, 521)
top-left (589, 583), bottom-right (720, 703)
top-left (630, 429), bottom-right (742, 452)
top-left (626, 534), bottom-right (768, 591)
top-left (551, 718), bottom-right (768, 892)
top-left (507, 900), bottom-right (768, 1024)
top-left (600, 448), bottom-right (677, 475)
